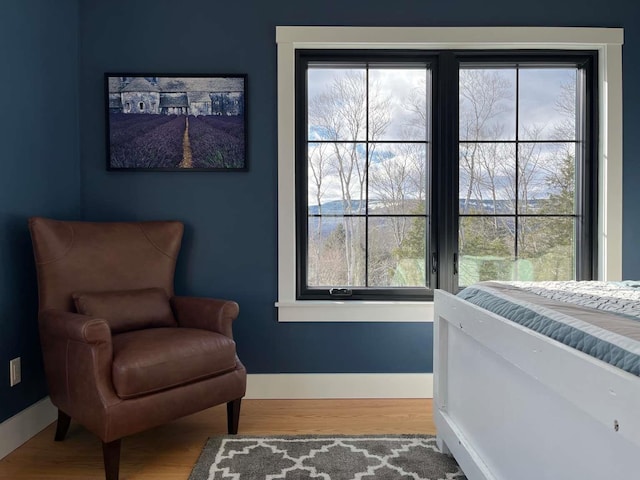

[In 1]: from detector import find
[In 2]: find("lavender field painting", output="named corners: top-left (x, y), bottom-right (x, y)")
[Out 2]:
top-left (106, 75), bottom-right (247, 171)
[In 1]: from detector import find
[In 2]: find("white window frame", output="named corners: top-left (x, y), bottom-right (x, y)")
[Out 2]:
top-left (275, 26), bottom-right (624, 323)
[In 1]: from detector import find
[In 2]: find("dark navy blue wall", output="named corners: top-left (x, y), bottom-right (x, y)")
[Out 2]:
top-left (2, 0), bottom-right (636, 428)
top-left (0, 0), bottom-right (81, 422)
top-left (77, 0), bottom-right (639, 375)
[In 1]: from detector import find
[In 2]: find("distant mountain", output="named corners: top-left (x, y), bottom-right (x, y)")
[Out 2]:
top-left (308, 198), bottom-right (542, 215)
top-left (458, 198), bottom-right (543, 213)
top-left (308, 199), bottom-right (388, 215)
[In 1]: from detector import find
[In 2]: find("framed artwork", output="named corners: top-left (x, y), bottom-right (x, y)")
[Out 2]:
top-left (105, 74), bottom-right (247, 171)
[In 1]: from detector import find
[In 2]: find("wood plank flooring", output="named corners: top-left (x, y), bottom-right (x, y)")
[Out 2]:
top-left (0, 399), bottom-right (434, 480)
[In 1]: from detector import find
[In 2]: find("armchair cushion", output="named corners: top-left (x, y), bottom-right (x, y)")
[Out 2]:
top-left (73, 288), bottom-right (177, 334)
top-left (111, 327), bottom-right (237, 399)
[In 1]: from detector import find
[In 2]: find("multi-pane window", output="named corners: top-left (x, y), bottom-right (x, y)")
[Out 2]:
top-left (296, 51), bottom-right (596, 301)
top-left (458, 64), bottom-right (588, 286)
top-left (301, 57), bottom-right (432, 299)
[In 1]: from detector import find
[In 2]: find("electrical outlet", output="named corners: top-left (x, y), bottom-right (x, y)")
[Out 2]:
top-left (10, 357), bottom-right (21, 387)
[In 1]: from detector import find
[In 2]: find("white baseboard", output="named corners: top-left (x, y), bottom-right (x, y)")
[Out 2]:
top-left (0, 374), bottom-right (432, 459)
top-left (0, 396), bottom-right (57, 460)
top-left (245, 373), bottom-right (433, 399)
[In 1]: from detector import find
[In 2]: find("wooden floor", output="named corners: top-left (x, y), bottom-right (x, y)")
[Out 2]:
top-left (0, 399), bottom-right (434, 480)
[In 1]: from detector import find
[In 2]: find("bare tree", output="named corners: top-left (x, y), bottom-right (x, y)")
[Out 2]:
top-left (458, 70), bottom-right (513, 261)
top-left (459, 69), bottom-right (513, 216)
top-left (369, 144), bottom-right (426, 247)
top-left (307, 142), bottom-right (330, 285)
top-left (308, 70), bottom-right (391, 285)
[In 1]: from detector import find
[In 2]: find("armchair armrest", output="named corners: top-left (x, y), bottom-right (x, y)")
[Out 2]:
top-left (39, 309), bottom-right (111, 344)
top-left (170, 296), bottom-right (239, 339)
top-left (38, 309), bottom-right (119, 425)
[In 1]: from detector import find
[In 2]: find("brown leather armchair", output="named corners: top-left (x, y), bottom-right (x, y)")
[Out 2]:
top-left (28, 217), bottom-right (246, 480)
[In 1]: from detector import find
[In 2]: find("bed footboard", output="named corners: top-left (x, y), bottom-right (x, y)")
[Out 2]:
top-left (434, 289), bottom-right (640, 480)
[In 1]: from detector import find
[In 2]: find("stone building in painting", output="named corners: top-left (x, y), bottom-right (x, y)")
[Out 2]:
top-left (108, 76), bottom-right (244, 116)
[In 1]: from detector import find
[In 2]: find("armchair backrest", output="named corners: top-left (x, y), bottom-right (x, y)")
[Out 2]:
top-left (29, 217), bottom-right (184, 312)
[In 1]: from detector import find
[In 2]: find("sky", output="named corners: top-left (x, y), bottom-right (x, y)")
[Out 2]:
top-left (306, 64), bottom-right (577, 207)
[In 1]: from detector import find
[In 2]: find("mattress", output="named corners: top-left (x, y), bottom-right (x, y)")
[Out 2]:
top-left (458, 281), bottom-right (640, 376)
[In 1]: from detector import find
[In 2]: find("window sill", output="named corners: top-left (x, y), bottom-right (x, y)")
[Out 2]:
top-left (275, 300), bottom-right (433, 322)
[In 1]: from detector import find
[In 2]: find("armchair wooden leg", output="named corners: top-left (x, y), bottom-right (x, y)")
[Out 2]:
top-left (102, 439), bottom-right (121, 480)
top-left (54, 409), bottom-right (71, 441)
top-left (227, 398), bottom-right (242, 434)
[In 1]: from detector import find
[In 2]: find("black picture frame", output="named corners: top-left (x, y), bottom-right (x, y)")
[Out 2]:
top-left (105, 73), bottom-right (248, 171)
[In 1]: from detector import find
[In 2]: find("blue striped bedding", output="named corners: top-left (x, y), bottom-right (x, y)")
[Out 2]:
top-left (458, 281), bottom-right (640, 376)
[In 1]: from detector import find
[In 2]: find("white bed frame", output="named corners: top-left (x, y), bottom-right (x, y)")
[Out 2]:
top-left (434, 289), bottom-right (640, 480)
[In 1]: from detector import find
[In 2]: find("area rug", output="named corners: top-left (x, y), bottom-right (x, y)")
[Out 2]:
top-left (188, 435), bottom-right (466, 480)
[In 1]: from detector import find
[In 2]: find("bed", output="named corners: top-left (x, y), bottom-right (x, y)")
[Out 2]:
top-left (434, 281), bottom-right (640, 480)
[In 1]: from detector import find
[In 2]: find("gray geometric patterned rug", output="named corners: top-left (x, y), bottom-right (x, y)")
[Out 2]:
top-left (188, 435), bottom-right (467, 479)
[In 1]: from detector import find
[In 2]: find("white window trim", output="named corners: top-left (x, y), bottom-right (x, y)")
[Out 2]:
top-left (275, 26), bottom-right (624, 323)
